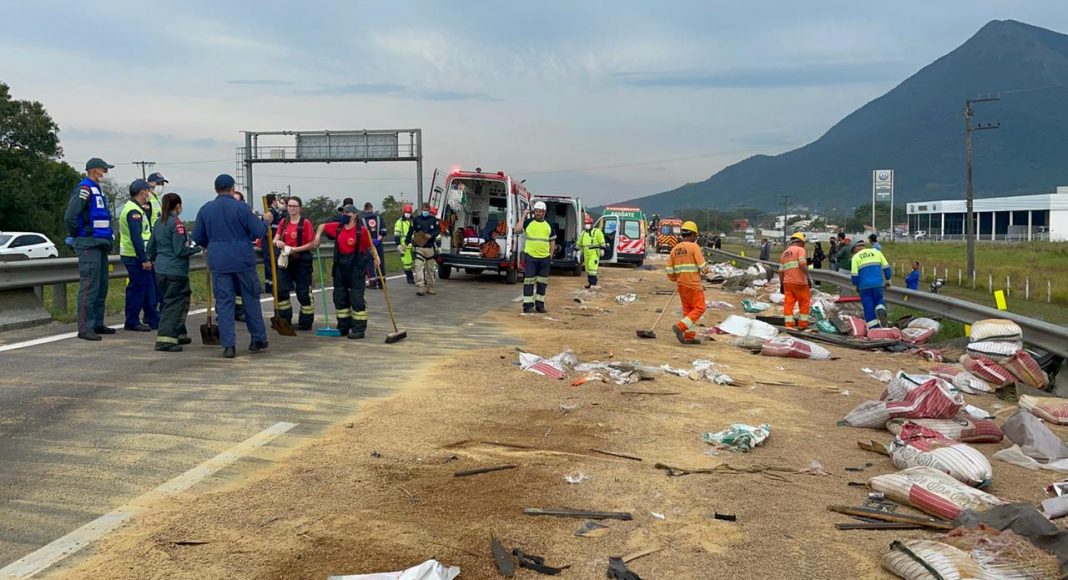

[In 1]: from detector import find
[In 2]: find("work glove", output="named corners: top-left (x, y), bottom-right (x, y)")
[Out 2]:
top-left (282, 245), bottom-right (293, 256)
top-left (64, 236), bottom-right (74, 248)
top-left (599, 249), bottom-right (605, 257)
top-left (884, 279), bottom-right (892, 288)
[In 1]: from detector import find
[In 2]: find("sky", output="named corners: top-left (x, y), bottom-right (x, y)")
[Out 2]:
top-left (3, 0), bottom-right (1067, 215)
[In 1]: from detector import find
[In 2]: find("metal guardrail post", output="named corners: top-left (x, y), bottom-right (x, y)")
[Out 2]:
top-left (51, 283), bottom-right (67, 313)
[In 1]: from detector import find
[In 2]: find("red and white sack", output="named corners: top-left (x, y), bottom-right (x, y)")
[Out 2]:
top-left (969, 318), bottom-right (1023, 343)
top-left (869, 466), bottom-right (1007, 520)
top-left (929, 364), bottom-right (994, 395)
top-left (966, 340), bottom-right (1022, 363)
top-left (1001, 350), bottom-right (1049, 389)
top-left (838, 315), bottom-right (866, 337)
top-left (867, 327), bottom-right (903, 341)
top-left (901, 327), bottom-right (936, 344)
top-left (959, 354), bottom-right (1015, 387)
top-left (842, 378), bottom-right (963, 429)
top-left (881, 372), bottom-right (939, 401)
top-left (886, 415), bottom-right (1004, 444)
top-left (907, 317), bottom-right (941, 332)
top-left (1019, 395), bottom-right (1068, 425)
top-left (888, 423), bottom-right (992, 487)
top-left (760, 337), bottom-right (831, 360)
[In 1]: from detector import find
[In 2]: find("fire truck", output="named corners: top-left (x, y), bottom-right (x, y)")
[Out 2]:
top-left (655, 217), bottom-right (683, 253)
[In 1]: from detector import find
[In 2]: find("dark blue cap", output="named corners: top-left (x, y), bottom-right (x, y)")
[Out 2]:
top-left (129, 179), bottom-right (151, 194)
top-left (85, 157), bottom-right (114, 170)
top-left (146, 172), bottom-right (168, 184)
top-left (214, 174), bottom-right (236, 191)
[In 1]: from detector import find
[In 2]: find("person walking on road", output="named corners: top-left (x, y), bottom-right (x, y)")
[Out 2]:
top-left (521, 201), bottom-right (555, 314)
top-left (363, 202), bottom-right (388, 289)
top-left (316, 204), bottom-right (378, 339)
top-left (191, 174), bottom-right (269, 358)
top-left (65, 158), bottom-right (117, 341)
top-left (779, 232), bottom-right (812, 329)
top-left (578, 213), bottom-right (605, 289)
top-left (148, 193), bottom-right (200, 352)
top-left (405, 202), bottom-right (440, 296)
top-left (394, 203), bottom-right (415, 284)
top-left (666, 221), bottom-right (707, 344)
top-left (850, 239), bottom-right (893, 329)
top-left (274, 196), bottom-right (316, 330)
top-left (119, 179), bottom-right (159, 331)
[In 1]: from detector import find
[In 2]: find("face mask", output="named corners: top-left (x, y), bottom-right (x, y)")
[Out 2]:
top-left (421, 211), bottom-right (429, 217)
top-left (403, 213), bottom-right (411, 219)
top-left (154, 185), bottom-right (163, 193)
top-left (584, 224), bottom-right (591, 230)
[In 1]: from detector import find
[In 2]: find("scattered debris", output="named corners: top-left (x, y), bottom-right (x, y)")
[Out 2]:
top-left (615, 293), bottom-right (638, 304)
top-left (888, 423), bottom-right (992, 487)
top-left (590, 448), bottom-right (643, 461)
top-left (798, 459), bottom-right (830, 476)
top-left (659, 364), bottom-right (689, 376)
top-left (575, 520), bottom-right (610, 538)
top-left (654, 462), bottom-right (792, 482)
top-left (827, 505), bottom-right (952, 530)
top-left (619, 390), bottom-right (679, 396)
top-left (740, 299), bottom-right (771, 313)
top-left (559, 403), bottom-right (579, 413)
top-left (622, 547), bottom-right (664, 563)
top-left (868, 466), bottom-right (1007, 520)
top-left (650, 511), bottom-right (665, 520)
top-left (518, 348), bottom-right (577, 379)
top-left (713, 513), bottom-right (737, 522)
top-left (717, 315), bottom-right (777, 340)
top-left (454, 464), bottom-right (519, 477)
top-left (490, 536), bottom-right (515, 577)
top-left (328, 559), bottom-right (461, 580)
top-left (523, 508), bottom-right (633, 521)
top-left (702, 423), bottom-right (771, 452)
top-left (370, 450), bottom-right (383, 458)
top-left (993, 409), bottom-right (1068, 472)
top-left (563, 472), bottom-right (591, 484)
top-left (606, 556), bottom-right (643, 580)
top-left (761, 336), bottom-right (832, 360)
top-left (706, 300), bottom-right (735, 310)
top-left (512, 549), bottom-right (567, 575)
top-left (862, 368), bottom-right (894, 383)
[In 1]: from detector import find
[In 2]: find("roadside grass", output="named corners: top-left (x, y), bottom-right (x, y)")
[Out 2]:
top-left (44, 253), bottom-right (403, 323)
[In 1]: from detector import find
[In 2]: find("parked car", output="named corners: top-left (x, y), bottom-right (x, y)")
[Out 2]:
top-left (913, 230), bottom-right (927, 240)
top-left (0, 231), bottom-right (59, 260)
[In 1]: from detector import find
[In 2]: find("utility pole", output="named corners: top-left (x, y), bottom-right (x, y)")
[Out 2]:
top-left (781, 195), bottom-right (791, 246)
top-left (131, 160), bottom-right (156, 179)
top-left (964, 96), bottom-right (1000, 281)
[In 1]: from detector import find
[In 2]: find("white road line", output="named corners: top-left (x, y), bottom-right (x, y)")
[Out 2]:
top-left (0, 274), bottom-right (404, 354)
top-left (0, 421), bottom-right (297, 579)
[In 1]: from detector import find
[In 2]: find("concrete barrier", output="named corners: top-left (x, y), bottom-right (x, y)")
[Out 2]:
top-left (0, 288), bottom-right (53, 332)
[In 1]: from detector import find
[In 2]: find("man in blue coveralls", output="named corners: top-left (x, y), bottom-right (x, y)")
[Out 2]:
top-left (850, 239), bottom-right (893, 329)
top-left (192, 174), bottom-right (269, 359)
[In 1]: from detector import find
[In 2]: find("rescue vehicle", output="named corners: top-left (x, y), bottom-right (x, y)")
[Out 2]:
top-left (655, 217), bottom-right (683, 253)
top-left (595, 207), bottom-right (647, 267)
top-left (530, 194), bottom-right (584, 276)
top-left (431, 168), bottom-right (531, 284)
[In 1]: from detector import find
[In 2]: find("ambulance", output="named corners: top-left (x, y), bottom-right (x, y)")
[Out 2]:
top-left (595, 207), bottom-right (648, 267)
top-left (530, 194), bottom-right (584, 276)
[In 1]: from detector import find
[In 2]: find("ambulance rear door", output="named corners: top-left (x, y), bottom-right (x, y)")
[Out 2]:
top-left (595, 215), bottom-right (620, 264)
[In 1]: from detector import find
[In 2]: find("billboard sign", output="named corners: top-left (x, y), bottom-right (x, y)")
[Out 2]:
top-left (873, 169), bottom-right (893, 202)
top-left (296, 132), bottom-right (400, 160)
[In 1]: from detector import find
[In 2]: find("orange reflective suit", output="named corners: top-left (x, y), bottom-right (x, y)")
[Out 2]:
top-left (779, 244), bottom-right (810, 328)
top-left (666, 240), bottom-right (706, 340)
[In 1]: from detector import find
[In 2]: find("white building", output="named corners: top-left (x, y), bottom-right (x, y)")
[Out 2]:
top-left (906, 186), bottom-right (1068, 242)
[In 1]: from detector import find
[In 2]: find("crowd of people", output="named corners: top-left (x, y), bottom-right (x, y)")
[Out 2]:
top-left (64, 158), bottom-right (443, 359)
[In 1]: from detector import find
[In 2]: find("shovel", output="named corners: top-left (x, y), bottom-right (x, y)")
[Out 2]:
top-left (314, 246), bottom-right (341, 337)
top-left (262, 196), bottom-right (297, 336)
top-left (636, 288), bottom-right (678, 339)
top-left (372, 253), bottom-right (407, 344)
top-left (200, 264), bottom-right (221, 345)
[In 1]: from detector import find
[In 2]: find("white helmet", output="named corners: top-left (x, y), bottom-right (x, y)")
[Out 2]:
top-left (533, 201), bottom-right (547, 211)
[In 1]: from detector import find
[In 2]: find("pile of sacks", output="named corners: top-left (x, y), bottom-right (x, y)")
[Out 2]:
top-left (815, 311), bottom-right (940, 345)
top-left (958, 319), bottom-right (1049, 390)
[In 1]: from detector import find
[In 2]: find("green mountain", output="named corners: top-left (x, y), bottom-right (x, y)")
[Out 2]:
top-left (617, 19), bottom-right (1068, 215)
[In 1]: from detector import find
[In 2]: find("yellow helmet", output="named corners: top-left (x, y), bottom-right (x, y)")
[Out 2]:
top-left (681, 221), bottom-right (699, 235)
top-left (790, 232), bottom-right (806, 243)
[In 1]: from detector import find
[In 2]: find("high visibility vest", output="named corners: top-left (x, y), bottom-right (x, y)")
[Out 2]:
top-left (394, 218), bottom-right (411, 242)
top-left (579, 229), bottom-right (605, 251)
top-left (524, 219), bottom-right (553, 259)
top-left (119, 200), bottom-right (152, 257)
top-left (149, 192), bottom-right (162, 225)
top-left (75, 178), bottom-right (113, 239)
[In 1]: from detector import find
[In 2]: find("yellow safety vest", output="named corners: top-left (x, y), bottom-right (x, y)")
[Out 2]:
top-left (119, 200), bottom-right (152, 257)
top-left (524, 219), bottom-right (554, 259)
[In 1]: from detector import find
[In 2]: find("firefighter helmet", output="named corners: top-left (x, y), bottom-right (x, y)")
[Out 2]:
top-left (584, 213), bottom-right (593, 225)
top-left (681, 221), bottom-right (699, 235)
top-left (790, 232), bottom-right (806, 243)
top-left (403, 203), bottom-right (413, 214)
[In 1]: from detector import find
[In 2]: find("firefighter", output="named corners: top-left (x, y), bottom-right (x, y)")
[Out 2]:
top-left (666, 221), bottom-right (707, 344)
top-left (778, 232), bottom-right (812, 329)
top-left (405, 202), bottom-right (440, 296)
top-left (394, 203), bottom-right (415, 284)
top-left (316, 204), bottom-right (378, 339)
top-left (273, 196), bottom-right (316, 330)
top-left (119, 179), bottom-right (159, 331)
top-left (65, 158), bottom-right (116, 341)
top-left (850, 239), bottom-right (893, 329)
top-left (522, 201), bottom-right (555, 314)
top-left (578, 213), bottom-right (605, 289)
top-left (363, 202), bottom-right (388, 288)
top-left (191, 174), bottom-right (269, 358)
top-left (148, 193), bottom-right (200, 352)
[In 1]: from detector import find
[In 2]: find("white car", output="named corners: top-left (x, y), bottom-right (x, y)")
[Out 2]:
top-left (0, 231), bottom-right (59, 260)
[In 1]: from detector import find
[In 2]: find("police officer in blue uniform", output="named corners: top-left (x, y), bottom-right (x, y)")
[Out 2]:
top-left (362, 202), bottom-right (387, 288)
top-left (191, 174), bottom-right (269, 359)
top-left (64, 158), bottom-right (117, 341)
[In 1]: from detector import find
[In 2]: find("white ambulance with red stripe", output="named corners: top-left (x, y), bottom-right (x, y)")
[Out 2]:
top-left (594, 207), bottom-right (648, 267)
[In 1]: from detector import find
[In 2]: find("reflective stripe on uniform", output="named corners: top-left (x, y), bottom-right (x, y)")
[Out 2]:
top-left (536, 276), bottom-right (549, 284)
top-left (300, 304), bottom-right (315, 314)
top-left (92, 220), bottom-right (111, 228)
top-left (671, 264), bottom-right (700, 273)
top-left (277, 300), bottom-right (291, 309)
top-left (781, 260), bottom-right (799, 270)
top-left (353, 310), bottom-right (368, 321)
top-left (336, 308), bottom-right (352, 318)
top-left (157, 336), bottom-right (179, 344)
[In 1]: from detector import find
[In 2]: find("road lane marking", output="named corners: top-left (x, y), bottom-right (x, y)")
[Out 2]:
top-left (0, 275), bottom-right (403, 354)
top-left (0, 421), bottom-right (298, 579)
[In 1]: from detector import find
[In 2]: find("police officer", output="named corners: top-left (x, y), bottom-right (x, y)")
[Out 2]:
top-left (521, 201), bottom-right (555, 314)
top-left (192, 174), bottom-right (269, 358)
top-left (273, 196), bottom-right (316, 330)
top-left (578, 213), bottom-right (605, 289)
top-left (394, 203), bottom-right (415, 284)
top-left (119, 179), bottom-right (159, 331)
top-left (147, 193), bottom-right (200, 352)
top-left (65, 158), bottom-right (117, 341)
top-left (316, 204), bottom-right (378, 339)
top-left (362, 202), bottom-right (388, 288)
top-left (405, 202), bottom-right (440, 296)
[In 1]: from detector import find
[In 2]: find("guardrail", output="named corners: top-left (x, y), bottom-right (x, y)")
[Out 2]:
top-left (708, 248), bottom-right (1068, 359)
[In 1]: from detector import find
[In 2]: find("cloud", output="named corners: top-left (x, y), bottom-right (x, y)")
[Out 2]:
top-left (414, 90), bottom-right (498, 102)
top-left (612, 60), bottom-right (910, 89)
top-left (227, 79), bottom-right (295, 86)
top-left (61, 128), bottom-right (220, 149)
top-left (298, 83), bottom-right (407, 96)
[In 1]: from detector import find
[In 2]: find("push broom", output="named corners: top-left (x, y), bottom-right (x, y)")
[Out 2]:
top-left (314, 246), bottom-right (341, 337)
top-left (372, 253), bottom-right (407, 344)
top-left (636, 288), bottom-right (678, 339)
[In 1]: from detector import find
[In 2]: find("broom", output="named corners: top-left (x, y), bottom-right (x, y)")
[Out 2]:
top-left (371, 252), bottom-right (407, 344)
top-left (636, 288), bottom-right (678, 339)
top-left (314, 246), bottom-right (340, 337)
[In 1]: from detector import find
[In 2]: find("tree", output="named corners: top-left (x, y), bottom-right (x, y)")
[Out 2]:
top-left (380, 193), bottom-right (410, 232)
top-left (300, 195), bottom-right (340, 224)
top-left (0, 82), bottom-right (79, 253)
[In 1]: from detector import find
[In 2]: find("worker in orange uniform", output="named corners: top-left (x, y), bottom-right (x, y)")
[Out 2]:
top-left (665, 221), bottom-right (707, 345)
top-left (778, 232), bottom-right (813, 329)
